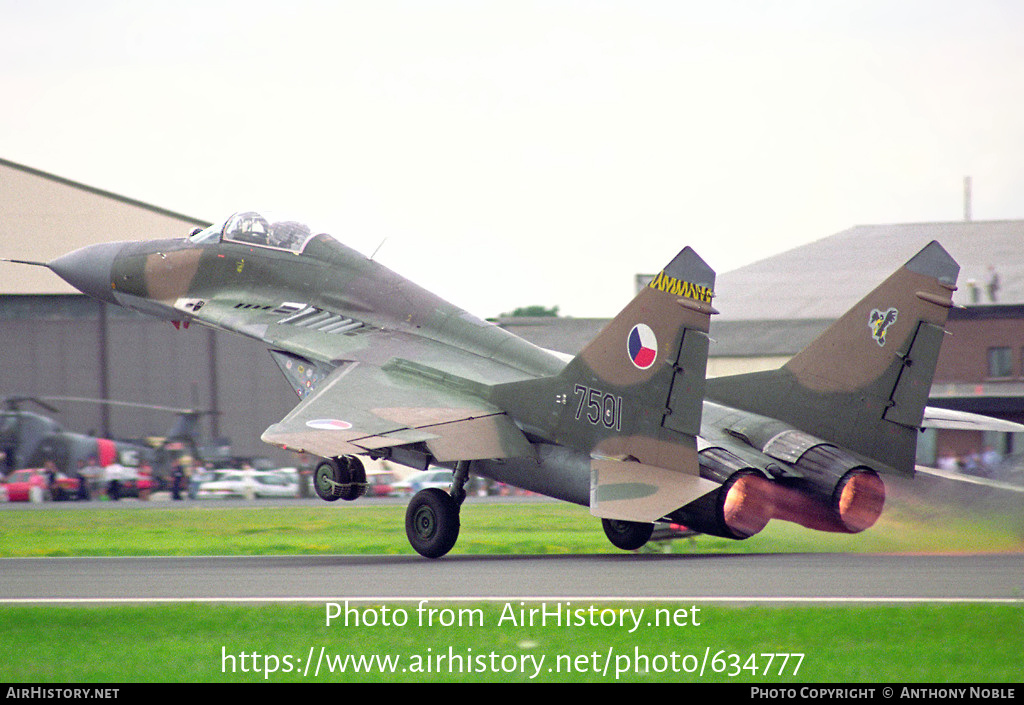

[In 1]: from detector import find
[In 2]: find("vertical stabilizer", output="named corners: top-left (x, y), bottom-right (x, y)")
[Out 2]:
top-left (493, 246), bottom-right (720, 522)
top-left (706, 241), bottom-right (959, 474)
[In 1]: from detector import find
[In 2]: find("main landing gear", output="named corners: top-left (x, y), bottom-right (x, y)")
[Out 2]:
top-left (601, 518), bottom-right (654, 551)
top-left (313, 455), bottom-right (367, 502)
top-left (405, 461), bottom-right (471, 559)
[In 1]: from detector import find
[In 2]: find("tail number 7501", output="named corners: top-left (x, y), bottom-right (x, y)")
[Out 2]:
top-left (573, 384), bottom-right (623, 432)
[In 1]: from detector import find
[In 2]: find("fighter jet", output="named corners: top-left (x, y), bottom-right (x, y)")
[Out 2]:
top-left (29, 211), bottom-right (961, 557)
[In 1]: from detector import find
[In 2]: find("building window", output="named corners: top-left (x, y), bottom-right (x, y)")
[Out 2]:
top-left (988, 347), bottom-right (1013, 378)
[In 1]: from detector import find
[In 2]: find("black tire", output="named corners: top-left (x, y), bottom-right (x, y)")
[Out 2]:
top-left (405, 488), bottom-right (460, 559)
top-left (313, 459), bottom-right (345, 502)
top-left (340, 455), bottom-right (367, 502)
top-left (601, 518), bottom-right (654, 551)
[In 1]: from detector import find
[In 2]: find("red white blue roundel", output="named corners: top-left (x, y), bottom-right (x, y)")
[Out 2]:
top-left (627, 324), bottom-right (658, 369)
top-left (306, 419), bottom-right (353, 431)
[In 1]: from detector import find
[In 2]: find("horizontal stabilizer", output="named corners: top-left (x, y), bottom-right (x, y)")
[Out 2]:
top-left (915, 465), bottom-right (1024, 494)
top-left (590, 458), bottom-right (719, 523)
top-left (921, 406), bottom-right (1024, 433)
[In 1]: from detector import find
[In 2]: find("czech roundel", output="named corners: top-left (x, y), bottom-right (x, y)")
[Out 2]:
top-left (627, 324), bottom-right (658, 370)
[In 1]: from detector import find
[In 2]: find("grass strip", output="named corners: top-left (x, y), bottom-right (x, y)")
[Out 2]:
top-left (0, 495), bottom-right (1020, 558)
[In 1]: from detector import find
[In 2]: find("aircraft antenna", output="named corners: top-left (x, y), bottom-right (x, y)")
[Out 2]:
top-left (370, 238), bottom-right (388, 260)
top-left (0, 257), bottom-right (49, 267)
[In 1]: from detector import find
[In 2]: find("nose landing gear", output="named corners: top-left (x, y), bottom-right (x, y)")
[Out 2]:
top-left (405, 460), bottom-right (471, 559)
top-left (405, 488), bottom-right (460, 558)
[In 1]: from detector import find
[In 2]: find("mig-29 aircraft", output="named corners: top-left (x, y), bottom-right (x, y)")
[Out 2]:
top-left (20, 211), bottom-right (962, 557)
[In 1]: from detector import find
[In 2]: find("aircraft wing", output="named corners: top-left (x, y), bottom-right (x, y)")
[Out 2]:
top-left (260, 358), bottom-right (536, 462)
top-left (173, 283), bottom-right (556, 466)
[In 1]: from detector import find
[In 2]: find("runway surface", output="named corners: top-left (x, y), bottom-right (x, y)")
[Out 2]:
top-left (2, 552), bottom-right (1021, 604)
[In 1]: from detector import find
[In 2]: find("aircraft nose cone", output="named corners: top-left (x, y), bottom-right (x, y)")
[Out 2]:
top-left (48, 242), bottom-right (125, 304)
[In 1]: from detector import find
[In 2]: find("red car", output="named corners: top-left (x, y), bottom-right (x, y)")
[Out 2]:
top-left (365, 470), bottom-right (397, 497)
top-left (2, 468), bottom-right (82, 502)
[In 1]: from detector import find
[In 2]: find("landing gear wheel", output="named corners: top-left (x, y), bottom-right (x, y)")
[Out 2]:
top-left (406, 488), bottom-right (460, 559)
top-left (341, 455), bottom-right (367, 502)
top-left (313, 456), bottom-right (368, 502)
top-left (602, 518), bottom-right (654, 551)
top-left (313, 458), bottom-right (345, 502)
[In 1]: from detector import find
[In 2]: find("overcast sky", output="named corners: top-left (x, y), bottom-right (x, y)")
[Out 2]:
top-left (2, 1), bottom-right (1023, 318)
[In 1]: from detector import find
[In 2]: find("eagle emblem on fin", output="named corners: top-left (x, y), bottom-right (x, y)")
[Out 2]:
top-left (868, 307), bottom-right (898, 347)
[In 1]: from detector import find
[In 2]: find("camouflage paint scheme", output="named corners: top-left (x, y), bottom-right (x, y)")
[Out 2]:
top-left (42, 212), bottom-right (960, 556)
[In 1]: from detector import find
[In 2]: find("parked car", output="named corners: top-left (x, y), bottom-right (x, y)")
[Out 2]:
top-left (273, 468), bottom-right (300, 487)
top-left (390, 469), bottom-right (454, 497)
top-left (195, 470), bottom-right (298, 499)
top-left (188, 469), bottom-right (234, 499)
top-left (365, 469), bottom-right (397, 497)
top-left (2, 468), bottom-right (81, 502)
top-left (103, 465), bottom-right (156, 500)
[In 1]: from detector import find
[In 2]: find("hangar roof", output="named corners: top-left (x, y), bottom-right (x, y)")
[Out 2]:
top-left (711, 220), bottom-right (1024, 321)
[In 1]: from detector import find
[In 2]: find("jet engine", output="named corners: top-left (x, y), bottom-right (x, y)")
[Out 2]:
top-left (668, 427), bottom-right (886, 539)
top-left (666, 443), bottom-right (774, 539)
top-left (757, 429), bottom-right (885, 534)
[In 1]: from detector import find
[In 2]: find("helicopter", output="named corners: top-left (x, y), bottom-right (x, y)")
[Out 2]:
top-left (0, 396), bottom-right (208, 492)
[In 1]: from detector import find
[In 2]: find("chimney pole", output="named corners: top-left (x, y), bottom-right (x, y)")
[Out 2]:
top-left (963, 176), bottom-right (972, 222)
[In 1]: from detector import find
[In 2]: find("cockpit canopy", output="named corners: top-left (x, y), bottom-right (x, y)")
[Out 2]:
top-left (189, 211), bottom-right (320, 254)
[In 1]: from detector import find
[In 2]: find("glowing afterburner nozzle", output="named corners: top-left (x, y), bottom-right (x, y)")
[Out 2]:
top-left (721, 473), bottom-right (773, 538)
top-left (768, 470), bottom-right (886, 534)
top-left (834, 469), bottom-right (885, 533)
